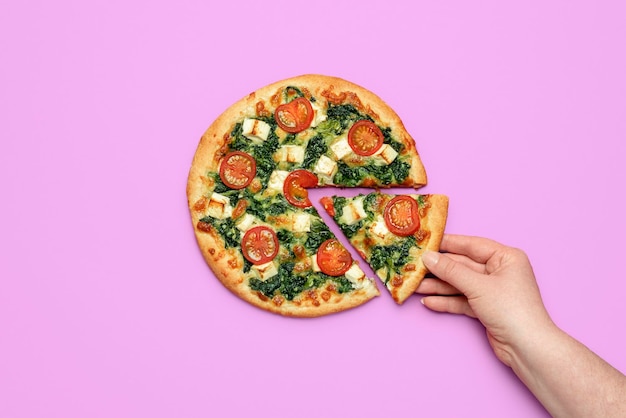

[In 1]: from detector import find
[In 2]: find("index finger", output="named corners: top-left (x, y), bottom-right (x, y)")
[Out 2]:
top-left (440, 234), bottom-right (504, 264)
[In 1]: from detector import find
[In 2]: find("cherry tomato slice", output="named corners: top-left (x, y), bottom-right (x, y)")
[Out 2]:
top-left (347, 120), bottom-right (384, 156)
top-left (219, 151), bottom-right (256, 190)
top-left (274, 97), bottom-right (314, 133)
top-left (241, 226), bottom-right (279, 265)
top-left (317, 239), bottom-right (353, 277)
top-left (283, 169), bottom-right (318, 208)
top-left (384, 196), bottom-right (420, 237)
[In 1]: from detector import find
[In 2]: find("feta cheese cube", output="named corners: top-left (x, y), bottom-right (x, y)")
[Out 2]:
top-left (339, 197), bottom-right (367, 225)
top-left (310, 100), bottom-right (328, 128)
top-left (292, 213), bottom-right (311, 233)
top-left (313, 155), bottom-right (337, 184)
top-left (344, 264), bottom-right (365, 283)
top-left (267, 170), bottom-right (289, 193)
top-left (206, 192), bottom-right (233, 219)
top-left (235, 213), bottom-right (257, 232)
top-left (311, 254), bottom-right (321, 272)
top-left (251, 261), bottom-right (278, 281)
top-left (372, 144), bottom-right (398, 165)
top-left (370, 215), bottom-right (390, 239)
top-left (242, 118), bottom-right (271, 143)
top-left (274, 145), bottom-right (305, 164)
top-left (330, 136), bottom-right (352, 160)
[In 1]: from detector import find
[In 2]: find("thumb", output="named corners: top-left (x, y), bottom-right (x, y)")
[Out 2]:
top-left (422, 250), bottom-right (480, 295)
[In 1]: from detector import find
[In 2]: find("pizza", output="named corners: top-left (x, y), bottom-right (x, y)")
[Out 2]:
top-left (320, 192), bottom-right (449, 304)
top-left (187, 74), bottom-right (435, 317)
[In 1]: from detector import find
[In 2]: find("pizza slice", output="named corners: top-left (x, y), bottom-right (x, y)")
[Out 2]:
top-left (321, 192), bottom-right (449, 304)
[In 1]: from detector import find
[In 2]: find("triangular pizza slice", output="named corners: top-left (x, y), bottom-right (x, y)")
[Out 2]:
top-left (321, 192), bottom-right (448, 304)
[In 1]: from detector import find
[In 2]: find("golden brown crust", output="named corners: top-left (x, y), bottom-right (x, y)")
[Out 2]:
top-left (187, 74), bottom-right (431, 317)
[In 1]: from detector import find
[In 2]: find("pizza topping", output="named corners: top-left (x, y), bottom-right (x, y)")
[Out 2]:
top-left (196, 221), bottom-right (212, 233)
top-left (241, 226), bottom-right (279, 265)
top-left (274, 145), bottom-right (306, 164)
top-left (313, 155), bottom-right (338, 184)
top-left (339, 196), bottom-right (367, 225)
top-left (371, 144), bottom-right (399, 165)
top-left (348, 120), bottom-right (384, 156)
top-left (384, 196), bottom-right (420, 237)
top-left (251, 260), bottom-right (279, 280)
top-left (206, 192), bottom-right (234, 219)
top-left (219, 151), bottom-right (256, 190)
top-left (231, 199), bottom-right (248, 219)
top-left (242, 118), bottom-right (272, 143)
top-left (316, 239), bottom-right (353, 277)
top-left (320, 196), bottom-right (335, 217)
top-left (283, 169), bottom-right (318, 208)
top-left (274, 97), bottom-right (314, 133)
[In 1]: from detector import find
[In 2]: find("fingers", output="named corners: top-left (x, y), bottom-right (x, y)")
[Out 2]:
top-left (422, 250), bottom-right (481, 295)
top-left (440, 234), bottom-right (503, 264)
top-left (421, 295), bottom-right (477, 318)
top-left (416, 278), bottom-right (461, 295)
top-left (445, 253), bottom-right (487, 274)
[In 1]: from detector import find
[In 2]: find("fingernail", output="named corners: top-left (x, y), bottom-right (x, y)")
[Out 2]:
top-left (420, 297), bottom-right (425, 305)
top-left (422, 250), bottom-right (440, 266)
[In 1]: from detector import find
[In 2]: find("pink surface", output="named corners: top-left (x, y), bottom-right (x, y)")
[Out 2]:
top-left (1, 1), bottom-right (625, 417)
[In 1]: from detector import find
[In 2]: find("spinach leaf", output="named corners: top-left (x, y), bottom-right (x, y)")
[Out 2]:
top-left (198, 216), bottom-right (240, 248)
top-left (369, 236), bottom-right (418, 284)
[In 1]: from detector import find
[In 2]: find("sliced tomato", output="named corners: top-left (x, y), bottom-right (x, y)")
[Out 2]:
top-left (283, 169), bottom-right (318, 208)
top-left (317, 239), bottom-right (353, 277)
top-left (347, 120), bottom-right (384, 156)
top-left (274, 97), bottom-right (314, 133)
top-left (241, 226), bottom-right (279, 265)
top-left (319, 196), bottom-right (335, 217)
top-left (384, 196), bottom-right (420, 237)
top-left (219, 151), bottom-right (256, 190)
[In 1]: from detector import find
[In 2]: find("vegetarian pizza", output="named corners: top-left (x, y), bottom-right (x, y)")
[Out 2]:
top-left (187, 74), bottom-right (442, 317)
top-left (321, 192), bottom-right (449, 304)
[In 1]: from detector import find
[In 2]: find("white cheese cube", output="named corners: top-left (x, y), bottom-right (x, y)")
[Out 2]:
top-left (242, 118), bottom-right (271, 143)
top-left (267, 170), bottom-right (289, 193)
top-left (339, 197), bottom-right (367, 225)
top-left (275, 145), bottom-right (305, 164)
top-left (370, 215), bottom-right (390, 239)
top-left (310, 100), bottom-right (327, 128)
top-left (251, 260), bottom-right (278, 281)
top-left (372, 144), bottom-right (398, 165)
top-left (313, 155), bottom-right (337, 184)
top-left (344, 264), bottom-right (365, 283)
top-left (311, 254), bottom-right (321, 272)
top-left (206, 192), bottom-right (233, 219)
top-left (292, 213), bottom-right (311, 233)
top-left (235, 213), bottom-right (257, 232)
top-left (330, 136), bottom-right (352, 160)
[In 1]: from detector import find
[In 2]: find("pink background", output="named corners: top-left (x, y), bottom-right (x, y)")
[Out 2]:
top-left (2, 1), bottom-right (625, 417)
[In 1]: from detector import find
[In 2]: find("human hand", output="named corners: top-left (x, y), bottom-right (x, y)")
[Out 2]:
top-left (418, 234), bottom-right (555, 367)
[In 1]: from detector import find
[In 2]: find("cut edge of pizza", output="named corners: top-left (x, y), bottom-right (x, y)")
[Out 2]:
top-left (187, 74), bottom-right (432, 317)
top-left (320, 192), bottom-right (449, 304)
